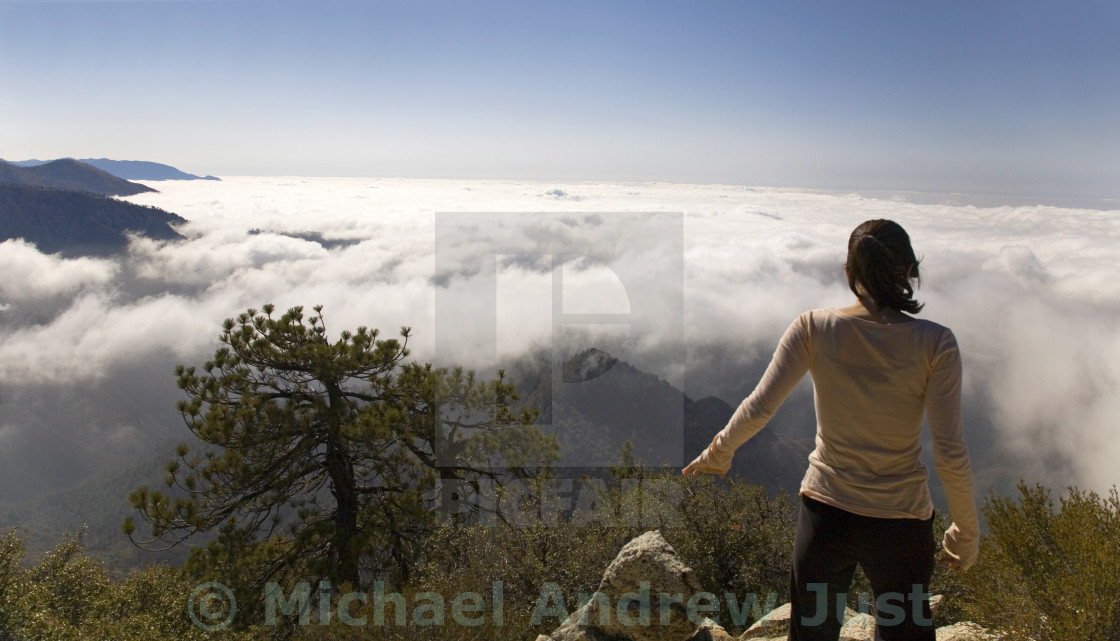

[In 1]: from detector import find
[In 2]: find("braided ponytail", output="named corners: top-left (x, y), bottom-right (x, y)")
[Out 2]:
top-left (845, 219), bottom-right (923, 314)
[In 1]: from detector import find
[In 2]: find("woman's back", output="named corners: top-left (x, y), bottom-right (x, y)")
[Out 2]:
top-left (797, 307), bottom-right (966, 521)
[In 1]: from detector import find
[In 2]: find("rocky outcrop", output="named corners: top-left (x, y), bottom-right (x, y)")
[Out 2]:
top-left (533, 530), bottom-right (705, 641)
top-left (532, 529), bottom-right (1003, 641)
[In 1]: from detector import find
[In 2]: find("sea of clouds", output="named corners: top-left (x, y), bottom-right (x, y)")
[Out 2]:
top-left (1, 176), bottom-right (1117, 500)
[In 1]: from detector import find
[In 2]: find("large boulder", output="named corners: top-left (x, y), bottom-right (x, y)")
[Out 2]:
top-left (533, 529), bottom-right (709, 641)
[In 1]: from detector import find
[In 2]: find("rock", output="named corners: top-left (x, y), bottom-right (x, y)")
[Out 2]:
top-left (538, 529), bottom-right (704, 641)
top-left (741, 602), bottom-right (866, 639)
top-left (838, 611), bottom-right (876, 641)
top-left (929, 593), bottom-right (944, 618)
top-left (684, 620), bottom-right (736, 640)
top-left (740, 602), bottom-right (792, 639)
top-left (935, 621), bottom-right (1006, 641)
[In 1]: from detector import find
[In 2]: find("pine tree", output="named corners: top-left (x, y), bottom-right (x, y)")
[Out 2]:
top-left (124, 304), bottom-right (557, 618)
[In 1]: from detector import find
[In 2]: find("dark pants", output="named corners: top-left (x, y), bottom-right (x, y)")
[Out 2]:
top-left (788, 495), bottom-right (936, 641)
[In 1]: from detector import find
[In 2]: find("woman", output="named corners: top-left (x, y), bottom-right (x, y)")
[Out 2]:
top-left (683, 219), bottom-right (979, 641)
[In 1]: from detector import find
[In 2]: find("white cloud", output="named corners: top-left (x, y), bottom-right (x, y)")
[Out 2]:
top-left (0, 292), bottom-right (217, 383)
top-left (0, 239), bottom-right (118, 302)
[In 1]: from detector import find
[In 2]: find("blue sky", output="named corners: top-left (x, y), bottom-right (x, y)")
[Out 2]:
top-left (1, 0), bottom-right (1117, 200)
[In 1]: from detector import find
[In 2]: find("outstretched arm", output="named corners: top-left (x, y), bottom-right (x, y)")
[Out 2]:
top-left (684, 314), bottom-right (812, 477)
top-left (926, 328), bottom-right (981, 572)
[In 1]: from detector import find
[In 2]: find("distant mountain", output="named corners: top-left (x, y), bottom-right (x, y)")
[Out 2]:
top-left (78, 158), bottom-right (220, 181)
top-left (509, 348), bottom-right (812, 494)
top-left (0, 182), bottom-right (185, 256)
top-left (0, 158), bottom-right (155, 197)
top-left (0, 449), bottom-right (195, 569)
top-left (5, 158), bottom-right (219, 181)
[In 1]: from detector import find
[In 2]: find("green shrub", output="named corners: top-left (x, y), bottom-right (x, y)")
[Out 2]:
top-left (960, 481), bottom-right (1120, 641)
top-left (0, 527), bottom-right (31, 637)
top-left (0, 527), bottom-right (252, 641)
top-left (659, 472), bottom-right (795, 632)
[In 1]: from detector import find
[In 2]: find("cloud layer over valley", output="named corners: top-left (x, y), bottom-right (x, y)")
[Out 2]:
top-left (1, 177), bottom-right (1117, 503)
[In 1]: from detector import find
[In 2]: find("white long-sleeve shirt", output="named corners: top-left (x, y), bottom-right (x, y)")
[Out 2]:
top-left (693, 307), bottom-right (980, 569)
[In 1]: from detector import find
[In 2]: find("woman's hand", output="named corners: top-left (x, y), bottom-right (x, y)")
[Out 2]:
top-left (937, 553), bottom-right (964, 572)
top-left (940, 522), bottom-right (978, 572)
top-left (681, 451), bottom-right (726, 478)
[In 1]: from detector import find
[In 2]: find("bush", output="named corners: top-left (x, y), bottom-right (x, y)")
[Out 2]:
top-left (0, 527), bottom-right (251, 641)
top-left (960, 481), bottom-right (1120, 641)
top-left (659, 473), bottom-right (795, 632)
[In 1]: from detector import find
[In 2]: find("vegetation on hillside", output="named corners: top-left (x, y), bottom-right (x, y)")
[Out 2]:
top-left (4, 474), bottom-right (1118, 640)
top-left (0, 182), bottom-right (184, 256)
top-left (3, 469), bottom-right (799, 641)
top-left (0, 527), bottom-right (239, 641)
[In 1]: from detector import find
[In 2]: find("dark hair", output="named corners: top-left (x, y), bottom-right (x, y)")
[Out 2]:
top-left (845, 219), bottom-right (923, 314)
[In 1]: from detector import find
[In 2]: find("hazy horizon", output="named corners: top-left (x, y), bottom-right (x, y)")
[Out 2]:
top-left (10, 156), bottom-right (1116, 210)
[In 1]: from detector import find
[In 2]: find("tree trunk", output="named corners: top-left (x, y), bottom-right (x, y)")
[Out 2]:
top-left (324, 383), bottom-right (361, 588)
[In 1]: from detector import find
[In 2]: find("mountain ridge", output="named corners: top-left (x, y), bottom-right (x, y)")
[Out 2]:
top-left (0, 182), bottom-right (186, 256)
top-left (0, 158), bottom-right (156, 197)
top-left (4, 157), bottom-right (219, 181)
